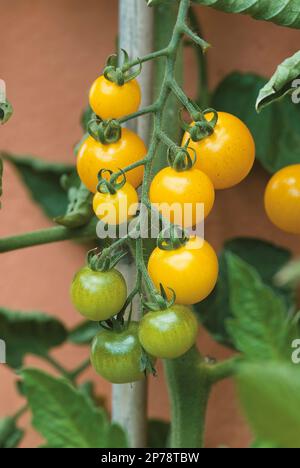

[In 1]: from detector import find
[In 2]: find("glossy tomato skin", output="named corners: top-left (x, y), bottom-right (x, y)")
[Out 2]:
top-left (89, 75), bottom-right (141, 120)
top-left (264, 164), bottom-right (300, 234)
top-left (77, 129), bottom-right (146, 193)
top-left (90, 322), bottom-right (146, 384)
top-left (93, 182), bottom-right (138, 225)
top-left (138, 305), bottom-right (198, 359)
top-left (182, 112), bottom-right (255, 190)
top-left (149, 167), bottom-right (215, 227)
top-left (148, 237), bottom-right (218, 305)
top-left (70, 266), bottom-right (127, 321)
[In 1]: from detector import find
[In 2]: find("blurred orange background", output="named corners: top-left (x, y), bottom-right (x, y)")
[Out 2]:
top-left (1, 0), bottom-right (300, 448)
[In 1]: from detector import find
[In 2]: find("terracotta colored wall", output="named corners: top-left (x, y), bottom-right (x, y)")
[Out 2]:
top-left (1, 0), bottom-right (300, 449)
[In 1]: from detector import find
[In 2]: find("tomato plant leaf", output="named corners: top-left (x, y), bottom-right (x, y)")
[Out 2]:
top-left (0, 417), bottom-right (24, 448)
top-left (226, 253), bottom-right (290, 360)
top-left (54, 173), bottom-right (93, 228)
top-left (212, 72), bottom-right (300, 173)
top-left (237, 363), bottom-right (300, 448)
top-left (68, 321), bottom-right (100, 345)
top-left (195, 237), bottom-right (293, 348)
top-left (256, 51), bottom-right (300, 111)
top-left (0, 307), bottom-right (67, 368)
top-left (1, 152), bottom-right (75, 218)
top-left (21, 369), bottom-right (128, 448)
top-left (81, 106), bottom-right (94, 132)
top-left (192, 0), bottom-right (300, 29)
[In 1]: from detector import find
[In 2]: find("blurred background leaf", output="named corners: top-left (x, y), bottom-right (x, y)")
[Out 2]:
top-left (212, 72), bottom-right (300, 173)
top-left (237, 363), bottom-right (300, 448)
top-left (1, 152), bottom-right (75, 218)
top-left (21, 369), bottom-right (128, 448)
top-left (0, 417), bottom-right (24, 448)
top-left (0, 307), bottom-right (67, 368)
top-left (195, 237), bottom-right (294, 347)
top-left (226, 253), bottom-right (290, 360)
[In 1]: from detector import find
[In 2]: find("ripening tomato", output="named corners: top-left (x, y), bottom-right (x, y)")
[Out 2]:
top-left (93, 181), bottom-right (138, 225)
top-left (182, 112), bottom-right (255, 189)
top-left (148, 236), bottom-right (218, 305)
top-left (89, 75), bottom-right (141, 120)
top-left (70, 266), bottom-right (127, 321)
top-left (77, 129), bottom-right (146, 192)
top-left (90, 322), bottom-right (146, 384)
top-left (138, 305), bottom-right (198, 359)
top-left (264, 164), bottom-right (300, 234)
top-left (149, 167), bottom-right (215, 227)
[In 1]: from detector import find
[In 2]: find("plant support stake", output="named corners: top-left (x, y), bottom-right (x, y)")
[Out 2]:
top-left (111, 0), bottom-right (154, 449)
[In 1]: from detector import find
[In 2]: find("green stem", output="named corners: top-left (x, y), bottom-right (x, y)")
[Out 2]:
top-left (209, 356), bottom-right (241, 383)
top-left (13, 404), bottom-right (28, 422)
top-left (43, 355), bottom-right (72, 380)
top-left (69, 358), bottom-right (91, 381)
top-left (164, 347), bottom-right (212, 448)
top-left (0, 219), bottom-right (98, 253)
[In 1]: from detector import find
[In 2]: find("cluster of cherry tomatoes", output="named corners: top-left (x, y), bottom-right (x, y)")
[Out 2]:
top-left (71, 71), bottom-right (256, 384)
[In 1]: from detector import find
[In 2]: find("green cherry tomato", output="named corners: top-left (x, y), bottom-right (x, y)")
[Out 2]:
top-left (138, 305), bottom-right (198, 359)
top-left (70, 266), bottom-right (127, 321)
top-left (90, 322), bottom-right (146, 384)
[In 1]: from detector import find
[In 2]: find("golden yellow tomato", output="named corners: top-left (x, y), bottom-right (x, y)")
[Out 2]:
top-left (77, 129), bottom-right (146, 192)
top-left (148, 236), bottom-right (219, 305)
top-left (149, 167), bottom-right (215, 227)
top-left (182, 112), bottom-right (255, 189)
top-left (264, 164), bottom-right (300, 234)
top-left (93, 182), bottom-right (138, 225)
top-left (89, 75), bottom-right (141, 120)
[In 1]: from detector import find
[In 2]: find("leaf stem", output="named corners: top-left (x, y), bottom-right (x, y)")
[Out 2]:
top-left (0, 219), bottom-right (98, 253)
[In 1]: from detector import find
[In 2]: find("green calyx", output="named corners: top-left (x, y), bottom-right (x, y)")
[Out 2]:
top-left (167, 140), bottom-right (196, 172)
top-left (0, 100), bottom-right (13, 125)
top-left (104, 49), bottom-right (142, 86)
top-left (96, 169), bottom-right (126, 195)
top-left (143, 284), bottom-right (176, 312)
top-left (87, 247), bottom-right (126, 272)
top-left (181, 108), bottom-right (219, 142)
top-left (157, 225), bottom-right (189, 251)
top-left (88, 117), bottom-right (122, 145)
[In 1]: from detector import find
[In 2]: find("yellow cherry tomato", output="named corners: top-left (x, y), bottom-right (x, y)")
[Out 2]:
top-left (264, 164), bottom-right (300, 234)
top-left (149, 167), bottom-right (215, 227)
top-left (77, 129), bottom-right (146, 192)
top-left (89, 75), bottom-right (141, 120)
top-left (93, 182), bottom-right (139, 225)
top-left (182, 112), bottom-right (255, 190)
top-left (148, 237), bottom-right (219, 305)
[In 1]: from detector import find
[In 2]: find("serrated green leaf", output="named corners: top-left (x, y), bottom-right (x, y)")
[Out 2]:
top-left (1, 152), bottom-right (75, 218)
top-left (192, 0), bottom-right (300, 29)
top-left (0, 307), bottom-right (67, 368)
top-left (256, 51), bottom-right (300, 111)
top-left (54, 174), bottom-right (93, 228)
top-left (237, 363), bottom-right (300, 448)
top-left (195, 237), bottom-right (293, 347)
top-left (68, 321), bottom-right (100, 345)
top-left (21, 369), bottom-right (128, 448)
top-left (212, 72), bottom-right (300, 173)
top-left (0, 417), bottom-right (24, 448)
top-left (226, 253), bottom-right (289, 360)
